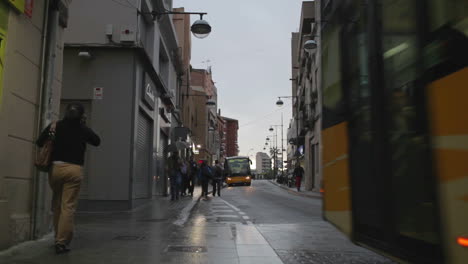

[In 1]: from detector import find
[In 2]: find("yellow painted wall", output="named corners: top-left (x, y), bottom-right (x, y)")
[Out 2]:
top-left (428, 67), bottom-right (468, 264)
top-left (322, 122), bottom-right (352, 235)
top-left (4, 0), bottom-right (24, 13)
top-left (0, 1), bottom-right (7, 107)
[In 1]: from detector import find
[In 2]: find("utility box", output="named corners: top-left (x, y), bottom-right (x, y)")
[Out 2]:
top-left (120, 25), bottom-right (136, 43)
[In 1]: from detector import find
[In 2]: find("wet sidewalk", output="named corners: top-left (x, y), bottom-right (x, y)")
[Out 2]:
top-left (0, 188), bottom-right (203, 264)
top-left (268, 180), bottom-right (322, 199)
top-left (0, 185), bottom-right (283, 264)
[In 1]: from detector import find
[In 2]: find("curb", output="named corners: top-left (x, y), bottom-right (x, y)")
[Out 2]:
top-left (268, 180), bottom-right (322, 199)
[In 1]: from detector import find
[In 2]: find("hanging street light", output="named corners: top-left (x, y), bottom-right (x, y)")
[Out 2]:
top-left (145, 9), bottom-right (211, 39)
top-left (304, 39), bottom-right (317, 51)
top-left (191, 15), bottom-right (211, 39)
top-left (276, 98), bottom-right (284, 106)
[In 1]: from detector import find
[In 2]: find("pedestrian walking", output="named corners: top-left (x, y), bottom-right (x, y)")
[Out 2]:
top-left (293, 162), bottom-right (304, 192)
top-left (188, 156), bottom-right (198, 196)
top-left (36, 103), bottom-right (100, 254)
top-left (198, 160), bottom-right (212, 199)
top-left (180, 158), bottom-right (188, 196)
top-left (167, 151), bottom-right (182, 201)
top-left (212, 160), bottom-right (224, 196)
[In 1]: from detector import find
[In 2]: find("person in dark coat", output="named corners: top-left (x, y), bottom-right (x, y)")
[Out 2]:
top-left (293, 162), bottom-right (305, 192)
top-left (187, 156), bottom-right (198, 196)
top-left (36, 102), bottom-right (100, 254)
top-left (198, 160), bottom-right (212, 199)
top-left (167, 151), bottom-right (182, 201)
top-left (212, 160), bottom-right (224, 196)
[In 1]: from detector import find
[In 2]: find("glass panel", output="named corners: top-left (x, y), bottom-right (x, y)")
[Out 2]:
top-left (322, 23), bottom-right (345, 129)
top-left (345, 0), bottom-right (383, 235)
top-left (429, 0), bottom-right (468, 36)
top-left (381, 0), bottom-right (439, 244)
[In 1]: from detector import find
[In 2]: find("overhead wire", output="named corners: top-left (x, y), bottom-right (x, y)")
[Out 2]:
top-left (239, 102), bottom-right (292, 128)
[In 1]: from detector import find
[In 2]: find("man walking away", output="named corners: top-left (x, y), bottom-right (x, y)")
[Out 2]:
top-left (180, 158), bottom-right (188, 196)
top-left (212, 160), bottom-right (224, 196)
top-left (188, 156), bottom-right (197, 196)
top-left (198, 160), bottom-right (212, 199)
top-left (167, 151), bottom-right (182, 201)
top-left (36, 102), bottom-right (100, 254)
top-left (293, 162), bottom-right (305, 192)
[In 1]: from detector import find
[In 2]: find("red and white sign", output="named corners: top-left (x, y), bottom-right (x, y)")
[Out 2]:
top-left (93, 87), bottom-right (103, 100)
top-left (25, 0), bottom-right (34, 18)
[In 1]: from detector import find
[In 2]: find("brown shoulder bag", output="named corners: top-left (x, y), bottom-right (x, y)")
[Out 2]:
top-left (35, 122), bottom-right (57, 172)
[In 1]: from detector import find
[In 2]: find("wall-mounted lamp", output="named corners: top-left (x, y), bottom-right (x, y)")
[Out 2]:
top-left (304, 40), bottom-right (317, 51)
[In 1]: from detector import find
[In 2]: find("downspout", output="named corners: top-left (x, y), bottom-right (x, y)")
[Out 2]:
top-left (31, 0), bottom-right (60, 238)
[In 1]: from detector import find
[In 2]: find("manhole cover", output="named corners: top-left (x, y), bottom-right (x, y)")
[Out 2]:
top-left (138, 218), bottom-right (168, 222)
top-left (166, 246), bottom-right (207, 253)
top-left (113, 235), bottom-right (145, 241)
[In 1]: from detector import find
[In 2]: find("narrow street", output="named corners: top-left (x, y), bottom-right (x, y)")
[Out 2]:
top-left (1, 181), bottom-right (394, 264)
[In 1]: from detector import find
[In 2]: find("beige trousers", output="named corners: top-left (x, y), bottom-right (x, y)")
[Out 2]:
top-left (49, 164), bottom-right (83, 245)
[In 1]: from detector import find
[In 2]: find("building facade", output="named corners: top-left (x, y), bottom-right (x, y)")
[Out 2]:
top-left (255, 152), bottom-right (271, 176)
top-left (289, 1), bottom-right (322, 192)
top-left (0, 0), bottom-right (72, 249)
top-left (223, 117), bottom-right (239, 157)
top-left (190, 68), bottom-right (218, 164)
top-left (61, 0), bottom-right (183, 210)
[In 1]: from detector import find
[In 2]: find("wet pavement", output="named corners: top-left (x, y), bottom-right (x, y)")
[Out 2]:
top-left (0, 181), bottom-right (394, 264)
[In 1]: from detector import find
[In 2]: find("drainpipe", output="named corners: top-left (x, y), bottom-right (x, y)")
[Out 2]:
top-left (31, 0), bottom-right (60, 239)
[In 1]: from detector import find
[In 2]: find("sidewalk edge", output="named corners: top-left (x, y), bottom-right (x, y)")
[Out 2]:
top-left (268, 180), bottom-right (321, 199)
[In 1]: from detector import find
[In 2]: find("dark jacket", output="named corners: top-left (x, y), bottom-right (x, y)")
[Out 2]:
top-left (198, 165), bottom-right (213, 182)
top-left (36, 120), bottom-right (100, 166)
top-left (213, 164), bottom-right (223, 180)
top-left (293, 166), bottom-right (305, 178)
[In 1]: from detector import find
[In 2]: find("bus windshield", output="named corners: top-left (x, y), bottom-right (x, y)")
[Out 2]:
top-left (226, 158), bottom-right (251, 177)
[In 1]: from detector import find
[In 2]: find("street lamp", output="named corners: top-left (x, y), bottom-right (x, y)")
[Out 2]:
top-left (191, 15), bottom-right (211, 39)
top-left (304, 40), bottom-right (317, 51)
top-left (145, 9), bottom-right (211, 39)
top-left (276, 99), bottom-right (284, 106)
top-left (275, 96), bottom-right (300, 174)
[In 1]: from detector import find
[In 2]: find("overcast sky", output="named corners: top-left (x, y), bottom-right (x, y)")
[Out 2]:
top-left (174, 0), bottom-right (305, 165)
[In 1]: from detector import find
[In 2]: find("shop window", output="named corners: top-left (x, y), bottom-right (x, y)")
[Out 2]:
top-left (322, 26), bottom-right (345, 129)
top-left (429, 0), bottom-right (468, 36)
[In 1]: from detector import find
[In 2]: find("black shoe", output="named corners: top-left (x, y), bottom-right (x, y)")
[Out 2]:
top-left (55, 244), bottom-right (70, 254)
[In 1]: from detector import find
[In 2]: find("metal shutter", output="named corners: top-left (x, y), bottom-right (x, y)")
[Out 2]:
top-left (134, 112), bottom-right (152, 198)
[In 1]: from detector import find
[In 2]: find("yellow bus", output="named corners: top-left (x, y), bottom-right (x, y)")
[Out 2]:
top-left (224, 156), bottom-right (252, 186)
top-left (320, 1), bottom-right (467, 263)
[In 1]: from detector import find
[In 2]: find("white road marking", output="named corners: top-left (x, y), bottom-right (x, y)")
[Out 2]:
top-left (222, 200), bottom-right (241, 212)
top-left (173, 199), bottom-right (198, 226)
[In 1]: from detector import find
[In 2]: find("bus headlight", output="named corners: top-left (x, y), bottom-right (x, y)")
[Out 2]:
top-left (227, 177), bottom-right (232, 181)
top-left (246, 176), bottom-right (251, 180)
